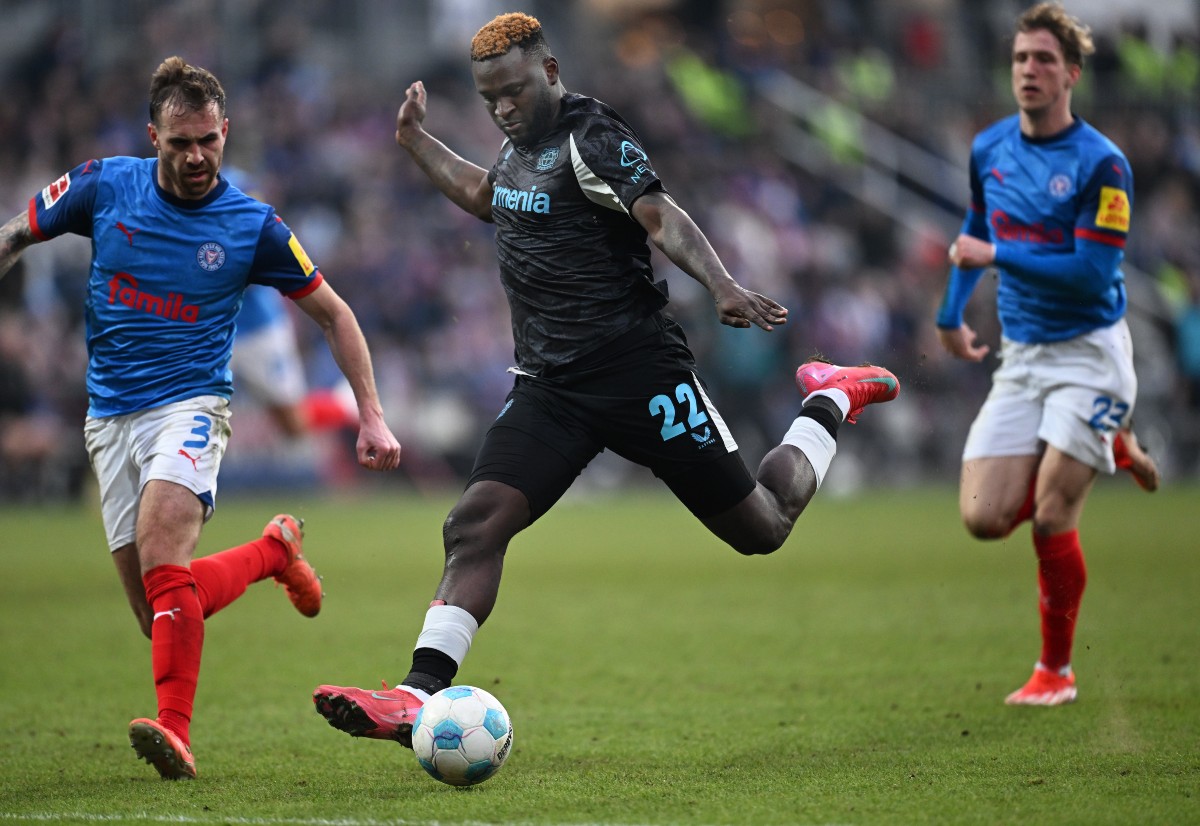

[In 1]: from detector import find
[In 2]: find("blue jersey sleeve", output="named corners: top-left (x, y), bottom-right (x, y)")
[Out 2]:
top-left (248, 211), bottom-right (324, 299)
top-left (28, 160), bottom-right (103, 241)
top-left (936, 154), bottom-right (990, 329)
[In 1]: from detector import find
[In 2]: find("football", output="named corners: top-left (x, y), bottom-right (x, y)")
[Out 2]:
top-left (411, 685), bottom-right (513, 786)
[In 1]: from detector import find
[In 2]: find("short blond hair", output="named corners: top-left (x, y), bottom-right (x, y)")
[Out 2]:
top-left (1016, 2), bottom-right (1095, 67)
top-left (470, 12), bottom-right (549, 62)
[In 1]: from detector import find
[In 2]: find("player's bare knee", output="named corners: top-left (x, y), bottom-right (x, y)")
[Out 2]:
top-left (962, 512), bottom-right (1012, 541)
top-left (729, 519), bottom-right (790, 556)
top-left (442, 507), bottom-right (508, 565)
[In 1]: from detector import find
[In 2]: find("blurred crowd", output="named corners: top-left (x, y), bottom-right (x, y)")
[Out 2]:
top-left (1, 0), bottom-right (1198, 502)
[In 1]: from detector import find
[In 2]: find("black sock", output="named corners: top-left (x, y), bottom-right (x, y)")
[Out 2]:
top-left (798, 395), bottom-right (841, 440)
top-left (403, 647), bottom-right (458, 695)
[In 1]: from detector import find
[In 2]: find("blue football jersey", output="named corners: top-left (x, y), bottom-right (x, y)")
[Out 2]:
top-left (937, 115), bottom-right (1131, 343)
top-left (29, 156), bottom-right (323, 417)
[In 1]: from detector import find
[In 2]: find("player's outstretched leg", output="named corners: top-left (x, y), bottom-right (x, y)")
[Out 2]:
top-left (265, 514), bottom-right (324, 616)
top-left (1112, 429), bottom-right (1160, 492)
top-left (795, 360), bottom-right (900, 423)
top-left (1005, 663), bottom-right (1078, 706)
top-left (129, 718), bottom-right (197, 780)
top-left (313, 681), bottom-right (426, 748)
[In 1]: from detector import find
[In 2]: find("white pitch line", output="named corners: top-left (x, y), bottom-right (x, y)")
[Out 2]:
top-left (0, 813), bottom-right (675, 826)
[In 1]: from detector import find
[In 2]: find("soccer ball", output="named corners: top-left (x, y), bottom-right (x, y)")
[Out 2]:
top-left (411, 685), bottom-right (513, 786)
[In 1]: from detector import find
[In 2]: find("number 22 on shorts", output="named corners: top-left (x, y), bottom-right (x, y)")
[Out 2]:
top-left (648, 382), bottom-right (708, 441)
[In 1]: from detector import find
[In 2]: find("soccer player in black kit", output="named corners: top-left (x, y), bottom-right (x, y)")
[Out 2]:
top-left (314, 12), bottom-right (900, 746)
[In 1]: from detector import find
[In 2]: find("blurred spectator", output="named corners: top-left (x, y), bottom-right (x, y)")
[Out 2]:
top-left (1, 0), bottom-right (1197, 498)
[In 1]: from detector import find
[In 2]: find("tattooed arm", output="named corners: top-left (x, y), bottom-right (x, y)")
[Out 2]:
top-left (0, 211), bottom-right (37, 281)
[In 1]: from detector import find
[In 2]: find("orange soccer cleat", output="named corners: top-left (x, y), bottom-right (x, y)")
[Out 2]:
top-left (265, 514), bottom-right (323, 617)
top-left (1004, 664), bottom-right (1077, 707)
top-left (128, 718), bottom-right (197, 780)
top-left (1112, 429), bottom-right (1160, 492)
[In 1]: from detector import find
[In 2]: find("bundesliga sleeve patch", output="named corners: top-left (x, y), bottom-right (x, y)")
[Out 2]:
top-left (40, 173), bottom-right (71, 210)
top-left (1095, 186), bottom-right (1130, 232)
top-left (287, 233), bottom-right (316, 276)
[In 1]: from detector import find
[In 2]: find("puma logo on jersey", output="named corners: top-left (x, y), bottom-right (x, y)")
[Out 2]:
top-left (153, 608), bottom-right (182, 622)
top-left (115, 222), bottom-right (140, 246)
top-left (178, 449), bottom-right (200, 471)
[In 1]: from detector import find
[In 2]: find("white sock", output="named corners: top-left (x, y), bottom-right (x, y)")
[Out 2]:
top-left (804, 388), bottom-right (850, 420)
top-left (414, 604), bottom-right (478, 667)
top-left (781, 416), bottom-right (837, 488)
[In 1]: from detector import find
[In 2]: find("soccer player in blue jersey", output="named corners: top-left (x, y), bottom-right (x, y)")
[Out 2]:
top-left (0, 57), bottom-right (401, 778)
top-left (312, 12), bottom-right (899, 748)
top-left (936, 3), bottom-right (1156, 706)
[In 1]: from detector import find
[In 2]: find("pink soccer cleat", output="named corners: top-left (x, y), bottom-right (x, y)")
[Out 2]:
top-left (313, 681), bottom-right (424, 748)
top-left (264, 514), bottom-right (323, 617)
top-left (128, 718), bottom-right (197, 780)
top-left (795, 360), bottom-right (900, 424)
top-left (1004, 664), bottom-right (1077, 707)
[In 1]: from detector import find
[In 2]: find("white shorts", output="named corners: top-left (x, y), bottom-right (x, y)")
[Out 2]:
top-left (84, 396), bottom-right (232, 551)
top-left (230, 321), bottom-right (307, 407)
top-left (962, 319), bottom-right (1137, 474)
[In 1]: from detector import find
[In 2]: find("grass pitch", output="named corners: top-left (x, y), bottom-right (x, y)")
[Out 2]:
top-left (1, 482), bottom-right (1197, 825)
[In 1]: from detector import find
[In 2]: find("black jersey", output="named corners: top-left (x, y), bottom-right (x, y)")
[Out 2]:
top-left (487, 92), bottom-right (670, 375)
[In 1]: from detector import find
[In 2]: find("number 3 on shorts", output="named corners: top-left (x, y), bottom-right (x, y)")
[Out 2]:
top-left (649, 382), bottom-right (709, 441)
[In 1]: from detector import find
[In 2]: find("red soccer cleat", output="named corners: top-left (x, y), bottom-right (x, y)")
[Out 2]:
top-left (265, 514), bottom-right (323, 617)
top-left (313, 681), bottom-right (424, 748)
top-left (1004, 665), bottom-right (1077, 707)
top-left (1112, 429), bottom-right (1160, 492)
top-left (795, 360), bottom-right (900, 424)
top-left (128, 718), bottom-right (197, 780)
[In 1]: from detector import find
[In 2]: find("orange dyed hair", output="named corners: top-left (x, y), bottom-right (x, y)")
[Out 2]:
top-left (471, 12), bottom-right (549, 61)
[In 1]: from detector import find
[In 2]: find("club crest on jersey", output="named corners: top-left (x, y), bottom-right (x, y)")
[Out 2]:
top-left (196, 242), bottom-right (226, 272)
top-left (536, 147), bottom-right (560, 170)
top-left (619, 140), bottom-right (652, 183)
top-left (1047, 173), bottom-right (1073, 201)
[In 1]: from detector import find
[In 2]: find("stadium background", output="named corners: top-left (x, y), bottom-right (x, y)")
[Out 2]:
top-left (1, 0), bottom-right (1197, 502)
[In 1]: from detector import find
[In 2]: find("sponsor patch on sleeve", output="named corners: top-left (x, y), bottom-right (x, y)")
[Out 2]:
top-left (1095, 186), bottom-right (1130, 232)
top-left (40, 173), bottom-right (71, 210)
top-left (287, 233), bottom-right (316, 276)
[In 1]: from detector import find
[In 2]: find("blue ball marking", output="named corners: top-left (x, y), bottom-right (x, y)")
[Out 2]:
top-left (432, 718), bottom-right (464, 748)
top-left (483, 708), bottom-right (509, 740)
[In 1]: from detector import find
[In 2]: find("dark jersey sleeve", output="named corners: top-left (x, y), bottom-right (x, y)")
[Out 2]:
top-left (569, 115), bottom-right (664, 212)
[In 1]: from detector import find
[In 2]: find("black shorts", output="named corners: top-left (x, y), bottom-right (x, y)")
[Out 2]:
top-left (467, 314), bottom-right (756, 521)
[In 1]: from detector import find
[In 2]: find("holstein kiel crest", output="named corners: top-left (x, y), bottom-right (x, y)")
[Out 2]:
top-left (196, 241), bottom-right (226, 272)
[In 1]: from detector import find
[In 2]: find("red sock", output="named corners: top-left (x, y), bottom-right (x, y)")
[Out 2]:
top-left (191, 537), bottom-right (288, 617)
top-left (1034, 529), bottom-right (1087, 671)
top-left (143, 565), bottom-right (205, 744)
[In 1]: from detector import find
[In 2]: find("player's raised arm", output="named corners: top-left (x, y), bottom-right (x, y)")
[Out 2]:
top-left (630, 190), bottom-right (787, 332)
top-left (0, 211), bottom-right (38, 280)
top-left (395, 81), bottom-right (494, 222)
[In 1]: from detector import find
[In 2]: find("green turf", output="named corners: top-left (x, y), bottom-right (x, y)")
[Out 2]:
top-left (1, 482), bottom-right (1197, 825)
